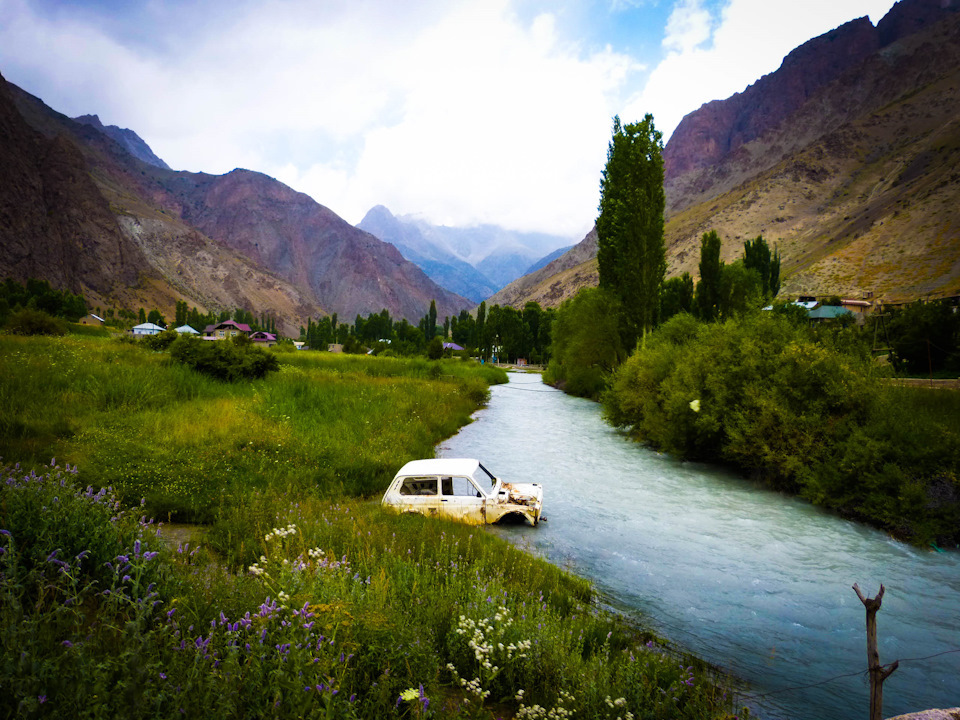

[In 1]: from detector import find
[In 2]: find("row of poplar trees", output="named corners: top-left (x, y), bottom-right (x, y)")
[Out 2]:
top-left (595, 115), bottom-right (780, 350)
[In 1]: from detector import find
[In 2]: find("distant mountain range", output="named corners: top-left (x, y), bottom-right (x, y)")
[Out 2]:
top-left (0, 76), bottom-right (472, 333)
top-left (357, 205), bottom-right (573, 303)
top-left (494, 0), bottom-right (960, 309)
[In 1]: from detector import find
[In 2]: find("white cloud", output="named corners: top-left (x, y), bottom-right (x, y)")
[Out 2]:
top-left (626, 0), bottom-right (898, 141)
top-left (253, 1), bottom-right (640, 236)
top-left (662, 0), bottom-right (713, 54)
top-left (0, 0), bottom-right (640, 239)
top-left (0, 0), bottom-right (900, 239)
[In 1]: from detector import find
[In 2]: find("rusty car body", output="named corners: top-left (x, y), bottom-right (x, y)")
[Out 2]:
top-left (381, 458), bottom-right (543, 526)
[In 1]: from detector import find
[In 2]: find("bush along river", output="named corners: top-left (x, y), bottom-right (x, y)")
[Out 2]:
top-left (437, 371), bottom-right (960, 720)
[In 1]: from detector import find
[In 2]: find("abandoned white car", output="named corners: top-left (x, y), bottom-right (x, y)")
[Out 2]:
top-left (381, 458), bottom-right (543, 526)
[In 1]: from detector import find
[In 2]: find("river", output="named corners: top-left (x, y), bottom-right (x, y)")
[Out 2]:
top-left (436, 372), bottom-right (960, 720)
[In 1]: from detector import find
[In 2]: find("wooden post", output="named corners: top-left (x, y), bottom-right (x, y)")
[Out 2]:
top-left (853, 583), bottom-right (899, 720)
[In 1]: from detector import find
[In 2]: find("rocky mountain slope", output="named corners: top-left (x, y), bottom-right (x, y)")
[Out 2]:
top-left (493, 0), bottom-right (960, 309)
top-left (0, 75), bottom-right (471, 329)
top-left (73, 114), bottom-right (171, 170)
top-left (485, 228), bottom-right (598, 308)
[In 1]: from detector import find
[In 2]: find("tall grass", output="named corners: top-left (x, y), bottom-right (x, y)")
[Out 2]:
top-left (1, 461), bottom-right (741, 719)
top-left (0, 336), bottom-right (742, 719)
top-left (0, 336), bottom-right (504, 521)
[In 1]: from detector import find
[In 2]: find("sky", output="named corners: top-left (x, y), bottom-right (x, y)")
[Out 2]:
top-left (0, 0), bottom-right (898, 242)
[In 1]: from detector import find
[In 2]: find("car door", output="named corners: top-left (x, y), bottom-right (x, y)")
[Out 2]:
top-left (396, 476), bottom-right (442, 517)
top-left (439, 475), bottom-right (486, 524)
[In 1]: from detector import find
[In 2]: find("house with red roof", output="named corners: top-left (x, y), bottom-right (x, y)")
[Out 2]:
top-left (250, 331), bottom-right (277, 347)
top-left (203, 320), bottom-right (252, 339)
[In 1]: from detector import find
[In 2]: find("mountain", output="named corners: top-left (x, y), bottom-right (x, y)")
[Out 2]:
top-left (523, 245), bottom-right (575, 276)
top-left (357, 205), bottom-right (498, 303)
top-left (73, 114), bottom-right (171, 170)
top-left (0, 74), bottom-right (471, 330)
top-left (357, 205), bottom-right (574, 298)
top-left (492, 0), bottom-right (960, 309)
top-left (485, 228), bottom-right (598, 309)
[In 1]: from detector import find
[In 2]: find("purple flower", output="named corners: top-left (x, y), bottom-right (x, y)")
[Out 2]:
top-left (61, 640), bottom-right (73, 647)
top-left (38, 696), bottom-right (46, 704)
top-left (0, 529), bottom-right (11, 537)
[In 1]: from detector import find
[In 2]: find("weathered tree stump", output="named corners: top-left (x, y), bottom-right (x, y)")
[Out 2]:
top-left (853, 583), bottom-right (899, 720)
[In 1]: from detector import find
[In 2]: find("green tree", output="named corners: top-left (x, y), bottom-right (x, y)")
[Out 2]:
top-left (147, 309), bottom-right (166, 327)
top-left (427, 335), bottom-right (444, 360)
top-left (695, 231), bottom-right (723, 322)
top-left (596, 114), bottom-right (666, 349)
top-left (476, 301), bottom-right (487, 359)
top-left (545, 287), bottom-right (625, 399)
top-left (660, 273), bottom-right (694, 323)
top-left (426, 300), bottom-right (438, 340)
top-left (743, 235), bottom-right (781, 300)
top-left (175, 300), bottom-right (188, 327)
top-left (718, 261), bottom-right (762, 319)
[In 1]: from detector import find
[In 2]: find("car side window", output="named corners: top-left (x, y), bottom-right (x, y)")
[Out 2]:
top-left (399, 477), bottom-right (438, 496)
top-left (451, 476), bottom-right (481, 497)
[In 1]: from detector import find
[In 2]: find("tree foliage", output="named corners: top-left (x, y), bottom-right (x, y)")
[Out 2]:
top-left (887, 300), bottom-right (960, 375)
top-left (694, 231), bottom-right (723, 322)
top-left (596, 114), bottom-right (666, 349)
top-left (743, 235), bottom-right (781, 299)
top-left (0, 278), bottom-right (86, 325)
top-left (169, 335), bottom-right (279, 381)
top-left (545, 288), bottom-right (625, 399)
top-left (660, 273), bottom-right (694, 323)
top-left (602, 312), bottom-right (960, 544)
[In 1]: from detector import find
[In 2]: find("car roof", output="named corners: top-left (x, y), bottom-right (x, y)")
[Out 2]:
top-left (394, 458), bottom-right (483, 478)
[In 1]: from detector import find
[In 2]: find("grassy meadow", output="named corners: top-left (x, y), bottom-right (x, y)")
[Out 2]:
top-left (0, 333), bottom-right (744, 720)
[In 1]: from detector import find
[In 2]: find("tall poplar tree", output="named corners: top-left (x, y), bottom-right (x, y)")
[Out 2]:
top-left (695, 230), bottom-right (723, 322)
top-left (596, 114), bottom-right (666, 349)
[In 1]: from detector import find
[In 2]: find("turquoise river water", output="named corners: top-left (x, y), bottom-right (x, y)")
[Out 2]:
top-left (436, 372), bottom-right (960, 720)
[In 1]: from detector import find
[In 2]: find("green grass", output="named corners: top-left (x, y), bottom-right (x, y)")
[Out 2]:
top-left (0, 336), bottom-right (743, 719)
top-left (0, 336), bottom-right (503, 521)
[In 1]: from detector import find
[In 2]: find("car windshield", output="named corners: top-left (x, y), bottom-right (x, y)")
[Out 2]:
top-left (474, 463), bottom-right (498, 492)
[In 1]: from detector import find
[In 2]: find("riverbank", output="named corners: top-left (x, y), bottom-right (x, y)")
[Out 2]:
top-left (600, 313), bottom-right (960, 547)
top-left (0, 334), bottom-right (743, 719)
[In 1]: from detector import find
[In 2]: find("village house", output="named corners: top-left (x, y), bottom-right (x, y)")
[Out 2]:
top-left (250, 331), bottom-right (277, 347)
top-left (79, 313), bottom-right (105, 326)
top-left (203, 320), bottom-right (251, 339)
top-left (132, 322), bottom-right (165, 336)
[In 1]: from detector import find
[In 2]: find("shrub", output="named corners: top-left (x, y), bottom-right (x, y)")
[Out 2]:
top-left (603, 312), bottom-right (960, 544)
top-left (4, 308), bottom-right (67, 336)
top-left (168, 335), bottom-right (279, 381)
top-left (140, 329), bottom-right (180, 351)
